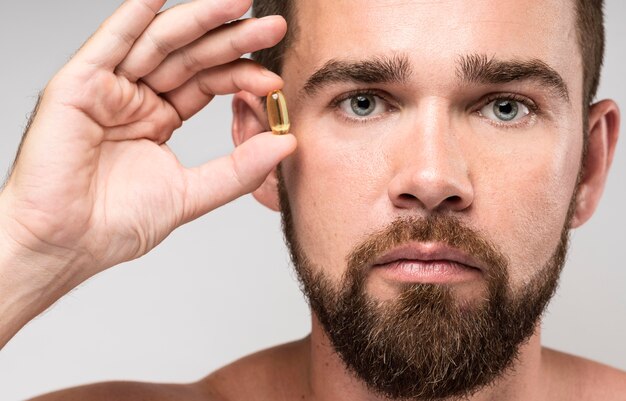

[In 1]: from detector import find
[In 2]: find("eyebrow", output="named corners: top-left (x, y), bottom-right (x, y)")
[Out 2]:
top-left (301, 54), bottom-right (412, 96)
top-left (457, 54), bottom-right (570, 102)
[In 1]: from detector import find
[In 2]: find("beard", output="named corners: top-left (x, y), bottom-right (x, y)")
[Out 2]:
top-left (277, 171), bottom-right (576, 401)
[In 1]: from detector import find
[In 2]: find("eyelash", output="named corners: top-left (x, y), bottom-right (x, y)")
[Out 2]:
top-left (329, 89), bottom-right (396, 123)
top-left (328, 90), bottom-right (541, 126)
top-left (475, 93), bottom-right (540, 128)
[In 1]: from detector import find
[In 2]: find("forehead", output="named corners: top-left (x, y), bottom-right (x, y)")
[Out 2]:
top-left (285, 0), bottom-right (581, 92)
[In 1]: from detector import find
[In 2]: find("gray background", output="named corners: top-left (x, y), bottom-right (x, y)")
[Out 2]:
top-left (0, 1), bottom-right (624, 400)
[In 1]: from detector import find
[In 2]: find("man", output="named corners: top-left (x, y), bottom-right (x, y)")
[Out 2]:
top-left (0, 0), bottom-right (624, 400)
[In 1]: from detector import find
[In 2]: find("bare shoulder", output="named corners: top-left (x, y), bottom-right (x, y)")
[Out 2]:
top-left (27, 338), bottom-right (309, 401)
top-left (26, 381), bottom-right (211, 401)
top-left (197, 337), bottom-right (310, 401)
top-left (542, 347), bottom-right (626, 401)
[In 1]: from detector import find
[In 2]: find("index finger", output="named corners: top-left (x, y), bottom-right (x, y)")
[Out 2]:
top-left (115, 0), bottom-right (253, 81)
top-left (74, 0), bottom-right (166, 69)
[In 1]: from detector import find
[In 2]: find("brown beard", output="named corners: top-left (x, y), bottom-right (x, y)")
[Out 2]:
top-left (277, 170), bottom-right (575, 401)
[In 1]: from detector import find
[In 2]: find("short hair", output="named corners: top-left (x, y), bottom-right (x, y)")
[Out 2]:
top-left (252, 0), bottom-right (605, 109)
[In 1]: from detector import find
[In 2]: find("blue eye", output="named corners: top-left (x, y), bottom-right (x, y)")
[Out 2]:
top-left (480, 99), bottom-right (530, 123)
top-left (339, 94), bottom-right (386, 118)
top-left (351, 95), bottom-right (376, 116)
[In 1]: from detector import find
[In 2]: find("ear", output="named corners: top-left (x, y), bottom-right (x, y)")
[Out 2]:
top-left (232, 91), bottom-right (282, 212)
top-left (570, 99), bottom-right (620, 228)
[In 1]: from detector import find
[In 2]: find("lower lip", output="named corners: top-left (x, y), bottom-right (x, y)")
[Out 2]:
top-left (372, 260), bottom-right (482, 284)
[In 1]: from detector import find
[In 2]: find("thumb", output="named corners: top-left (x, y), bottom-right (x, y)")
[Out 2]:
top-left (181, 132), bottom-right (297, 223)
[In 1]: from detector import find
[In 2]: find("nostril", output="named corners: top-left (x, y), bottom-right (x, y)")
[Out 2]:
top-left (399, 193), bottom-right (418, 202)
top-left (395, 193), bottom-right (465, 211)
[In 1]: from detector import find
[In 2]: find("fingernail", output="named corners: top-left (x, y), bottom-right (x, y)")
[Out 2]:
top-left (260, 67), bottom-right (280, 79)
top-left (260, 15), bottom-right (284, 24)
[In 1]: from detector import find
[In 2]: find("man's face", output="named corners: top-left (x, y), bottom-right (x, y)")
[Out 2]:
top-left (276, 0), bottom-right (584, 399)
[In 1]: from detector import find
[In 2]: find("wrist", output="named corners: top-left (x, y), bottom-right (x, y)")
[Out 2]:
top-left (0, 199), bottom-right (89, 349)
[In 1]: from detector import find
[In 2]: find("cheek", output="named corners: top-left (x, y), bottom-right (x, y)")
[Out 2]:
top-left (282, 125), bottom-right (390, 280)
top-left (475, 127), bottom-right (581, 283)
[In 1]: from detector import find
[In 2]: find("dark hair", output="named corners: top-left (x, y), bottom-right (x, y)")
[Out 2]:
top-left (252, 0), bottom-right (605, 108)
top-left (576, 0), bottom-right (606, 107)
top-left (251, 1), bottom-right (295, 77)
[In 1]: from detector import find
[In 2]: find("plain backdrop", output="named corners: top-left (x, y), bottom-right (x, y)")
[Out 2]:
top-left (0, 1), bottom-right (624, 400)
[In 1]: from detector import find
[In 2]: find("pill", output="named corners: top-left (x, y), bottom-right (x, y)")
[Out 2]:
top-left (267, 90), bottom-right (290, 135)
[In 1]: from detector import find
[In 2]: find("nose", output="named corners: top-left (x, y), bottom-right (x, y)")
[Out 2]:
top-left (387, 104), bottom-right (474, 213)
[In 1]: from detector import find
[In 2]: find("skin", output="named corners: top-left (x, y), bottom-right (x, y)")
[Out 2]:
top-left (0, 0), bottom-right (622, 400)
top-left (0, 0), bottom-right (296, 347)
top-left (231, 0), bottom-right (625, 399)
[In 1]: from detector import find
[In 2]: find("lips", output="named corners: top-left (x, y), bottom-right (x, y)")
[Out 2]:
top-left (371, 242), bottom-right (483, 272)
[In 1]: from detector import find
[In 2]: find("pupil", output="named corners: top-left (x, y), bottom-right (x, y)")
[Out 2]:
top-left (494, 100), bottom-right (518, 121)
top-left (351, 95), bottom-right (375, 116)
top-left (499, 102), bottom-right (513, 114)
top-left (357, 96), bottom-right (371, 110)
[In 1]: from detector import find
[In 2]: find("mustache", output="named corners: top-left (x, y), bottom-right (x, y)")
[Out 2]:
top-left (345, 214), bottom-right (509, 282)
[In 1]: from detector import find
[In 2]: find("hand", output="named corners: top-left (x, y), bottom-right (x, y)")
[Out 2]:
top-left (0, 0), bottom-right (296, 286)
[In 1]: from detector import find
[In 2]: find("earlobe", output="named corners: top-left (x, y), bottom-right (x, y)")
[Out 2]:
top-left (232, 91), bottom-right (282, 212)
top-left (570, 99), bottom-right (620, 228)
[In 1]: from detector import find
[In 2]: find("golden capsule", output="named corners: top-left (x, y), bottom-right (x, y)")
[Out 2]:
top-left (267, 89), bottom-right (290, 135)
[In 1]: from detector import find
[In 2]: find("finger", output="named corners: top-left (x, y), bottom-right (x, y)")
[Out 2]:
top-left (103, 83), bottom-right (182, 144)
top-left (164, 59), bottom-right (283, 121)
top-left (74, 0), bottom-right (166, 69)
top-left (143, 15), bottom-right (287, 93)
top-left (181, 132), bottom-right (297, 223)
top-left (116, 0), bottom-right (252, 81)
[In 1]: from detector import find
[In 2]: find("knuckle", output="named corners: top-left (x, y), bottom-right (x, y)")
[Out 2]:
top-left (146, 30), bottom-right (173, 57)
top-left (114, 65), bottom-right (139, 83)
top-left (131, 0), bottom-right (161, 14)
top-left (192, 0), bottom-right (250, 33)
top-left (229, 68), bottom-right (245, 90)
top-left (214, 0), bottom-right (252, 22)
top-left (180, 48), bottom-right (201, 74)
top-left (229, 152), bottom-right (249, 190)
top-left (104, 23), bottom-right (136, 49)
top-left (169, 105), bottom-right (184, 130)
top-left (229, 36), bottom-right (246, 55)
top-left (192, 12), bottom-right (213, 33)
top-left (195, 75), bottom-right (216, 97)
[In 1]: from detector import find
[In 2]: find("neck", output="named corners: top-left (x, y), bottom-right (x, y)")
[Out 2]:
top-left (301, 314), bottom-right (549, 401)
